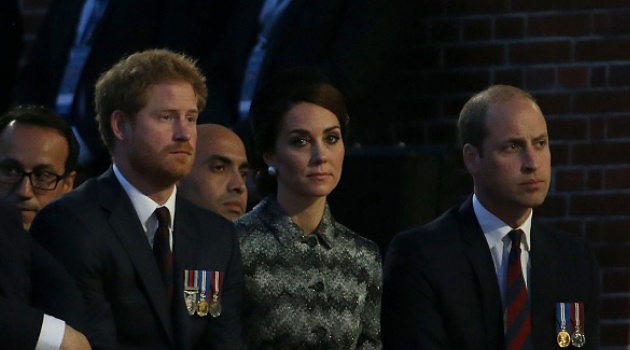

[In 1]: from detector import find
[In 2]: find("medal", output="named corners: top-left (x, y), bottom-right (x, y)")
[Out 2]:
top-left (571, 302), bottom-right (586, 348)
top-left (208, 271), bottom-right (223, 318)
top-left (196, 271), bottom-right (209, 317)
top-left (557, 329), bottom-right (571, 348)
top-left (183, 270), bottom-right (199, 316)
top-left (196, 298), bottom-right (209, 317)
top-left (556, 303), bottom-right (571, 348)
top-left (209, 299), bottom-right (222, 318)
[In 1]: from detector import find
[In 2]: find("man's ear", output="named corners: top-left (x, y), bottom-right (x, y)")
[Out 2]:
top-left (462, 143), bottom-right (480, 174)
top-left (110, 110), bottom-right (128, 141)
top-left (61, 170), bottom-right (77, 193)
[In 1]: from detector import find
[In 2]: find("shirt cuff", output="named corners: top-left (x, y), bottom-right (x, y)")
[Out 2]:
top-left (35, 314), bottom-right (66, 350)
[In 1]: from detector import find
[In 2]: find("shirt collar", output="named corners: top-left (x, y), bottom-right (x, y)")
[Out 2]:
top-left (472, 194), bottom-right (532, 252)
top-left (254, 195), bottom-right (337, 248)
top-left (113, 164), bottom-right (176, 232)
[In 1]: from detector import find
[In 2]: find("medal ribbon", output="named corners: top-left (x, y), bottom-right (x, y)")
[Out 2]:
top-left (211, 271), bottom-right (223, 302)
top-left (573, 302), bottom-right (583, 333)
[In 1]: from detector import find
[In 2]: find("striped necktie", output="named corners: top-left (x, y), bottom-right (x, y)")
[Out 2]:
top-left (505, 229), bottom-right (532, 349)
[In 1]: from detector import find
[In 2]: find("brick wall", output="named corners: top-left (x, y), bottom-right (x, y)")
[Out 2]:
top-left (18, 0), bottom-right (630, 348)
top-left (395, 1), bottom-right (630, 349)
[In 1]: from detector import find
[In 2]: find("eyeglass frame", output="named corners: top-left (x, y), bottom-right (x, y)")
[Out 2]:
top-left (0, 165), bottom-right (68, 192)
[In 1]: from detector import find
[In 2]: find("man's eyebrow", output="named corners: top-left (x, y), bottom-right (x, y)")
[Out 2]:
top-left (208, 154), bottom-right (232, 165)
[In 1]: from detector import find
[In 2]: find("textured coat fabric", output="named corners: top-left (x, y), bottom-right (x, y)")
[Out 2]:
top-left (235, 196), bottom-right (382, 350)
top-left (30, 168), bottom-right (244, 350)
top-left (381, 197), bottom-right (601, 350)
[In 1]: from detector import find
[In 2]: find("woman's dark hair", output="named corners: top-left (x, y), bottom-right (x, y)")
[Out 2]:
top-left (249, 67), bottom-right (349, 196)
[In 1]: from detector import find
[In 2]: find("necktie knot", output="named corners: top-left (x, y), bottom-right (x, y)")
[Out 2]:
top-left (155, 207), bottom-right (170, 229)
top-left (508, 229), bottom-right (523, 251)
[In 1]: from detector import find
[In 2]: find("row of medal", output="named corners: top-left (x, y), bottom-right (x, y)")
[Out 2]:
top-left (556, 302), bottom-right (586, 348)
top-left (184, 270), bottom-right (223, 318)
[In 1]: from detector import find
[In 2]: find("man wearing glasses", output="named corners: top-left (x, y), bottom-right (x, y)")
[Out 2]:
top-left (0, 105), bottom-right (79, 230)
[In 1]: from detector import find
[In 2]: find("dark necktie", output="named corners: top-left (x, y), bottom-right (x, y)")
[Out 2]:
top-left (153, 207), bottom-right (173, 300)
top-left (505, 229), bottom-right (532, 349)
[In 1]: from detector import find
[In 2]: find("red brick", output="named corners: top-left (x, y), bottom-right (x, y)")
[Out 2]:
top-left (462, 18), bottom-right (492, 41)
top-left (590, 66), bottom-right (607, 88)
top-left (510, 41), bottom-right (572, 64)
top-left (571, 193), bottom-right (630, 216)
top-left (557, 66), bottom-right (588, 88)
top-left (574, 90), bottom-right (630, 114)
top-left (525, 67), bottom-right (556, 89)
top-left (576, 38), bottom-right (630, 61)
top-left (590, 117), bottom-right (606, 141)
top-left (609, 64), bottom-right (630, 87)
top-left (573, 141), bottom-right (630, 165)
top-left (528, 13), bottom-right (590, 37)
top-left (535, 93), bottom-right (571, 116)
top-left (604, 167), bottom-right (630, 190)
top-left (586, 218), bottom-right (630, 243)
top-left (587, 169), bottom-right (603, 190)
top-left (546, 117), bottom-right (588, 141)
top-left (447, 0), bottom-right (509, 14)
top-left (608, 115), bottom-right (630, 139)
top-left (602, 269), bottom-right (630, 293)
top-left (495, 16), bottom-right (525, 40)
top-left (549, 144), bottom-right (569, 165)
top-left (599, 322), bottom-right (628, 348)
top-left (443, 44), bottom-right (504, 68)
top-left (494, 68), bottom-right (524, 87)
top-left (580, 0), bottom-right (630, 9)
top-left (554, 169), bottom-right (585, 192)
top-left (428, 70), bottom-right (490, 94)
top-left (597, 245), bottom-right (630, 268)
top-left (602, 295), bottom-right (630, 319)
top-left (535, 194), bottom-right (567, 217)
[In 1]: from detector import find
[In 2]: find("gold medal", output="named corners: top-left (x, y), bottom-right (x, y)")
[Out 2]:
top-left (557, 329), bottom-right (571, 348)
top-left (196, 298), bottom-right (209, 317)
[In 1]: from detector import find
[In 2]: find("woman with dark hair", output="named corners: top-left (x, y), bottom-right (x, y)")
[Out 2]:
top-left (235, 67), bottom-right (382, 349)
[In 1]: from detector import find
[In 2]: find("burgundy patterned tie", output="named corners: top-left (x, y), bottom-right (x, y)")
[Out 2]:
top-left (505, 229), bottom-right (532, 350)
top-left (153, 207), bottom-right (173, 300)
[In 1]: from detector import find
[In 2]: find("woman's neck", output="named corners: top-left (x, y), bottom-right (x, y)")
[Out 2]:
top-left (276, 190), bottom-right (327, 235)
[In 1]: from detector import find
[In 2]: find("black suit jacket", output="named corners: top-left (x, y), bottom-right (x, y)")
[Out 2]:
top-left (30, 168), bottom-right (244, 350)
top-left (0, 200), bottom-right (88, 349)
top-left (203, 0), bottom-right (411, 144)
top-left (381, 197), bottom-right (600, 350)
top-left (14, 0), bottom-right (234, 176)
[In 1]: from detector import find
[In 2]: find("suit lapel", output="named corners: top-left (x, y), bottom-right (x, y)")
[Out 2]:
top-left (172, 197), bottom-right (198, 350)
top-left (529, 223), bottom-right (556, 347)
top-left (97, 169), bottom-right (175, 345)
top-left (458, 198), bottom-right (505, 349)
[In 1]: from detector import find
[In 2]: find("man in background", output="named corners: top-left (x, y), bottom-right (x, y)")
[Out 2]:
top-left (179, 124), bottom-right (249, 220)
top-left (0, 105), bottom-right (79, 230)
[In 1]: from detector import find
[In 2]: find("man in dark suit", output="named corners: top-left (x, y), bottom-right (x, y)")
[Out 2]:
top-left (0, 198), bottom-right (91, 349)
top-left (31, 49), bottom-right (244, 349)
top-left (381, 85), bottom-right (600, 349)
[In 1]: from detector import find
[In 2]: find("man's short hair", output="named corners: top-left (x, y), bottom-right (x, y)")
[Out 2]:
top-left (458, 84), bottom-right (537, 154)
top-left (0, 105), bottom-right (80, 174)
top-left (94, 49), bottom-right (208, 152)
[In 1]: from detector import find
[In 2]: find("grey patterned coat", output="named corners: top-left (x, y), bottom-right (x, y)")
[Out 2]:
top-left (235, 196), bottom-right (382, 350)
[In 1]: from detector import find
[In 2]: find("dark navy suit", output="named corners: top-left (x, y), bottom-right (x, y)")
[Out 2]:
top-left (30, 168), bottom-right (244, 350)
top-left (382, 197), bottom-right (600, 350)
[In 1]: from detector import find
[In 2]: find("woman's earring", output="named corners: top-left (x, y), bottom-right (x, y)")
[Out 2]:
top-left (267, 165), bottom-right (277, 176)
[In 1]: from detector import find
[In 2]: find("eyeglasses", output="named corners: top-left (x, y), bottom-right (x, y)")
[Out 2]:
top-left (0, 165), bottom-right (66, 191)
